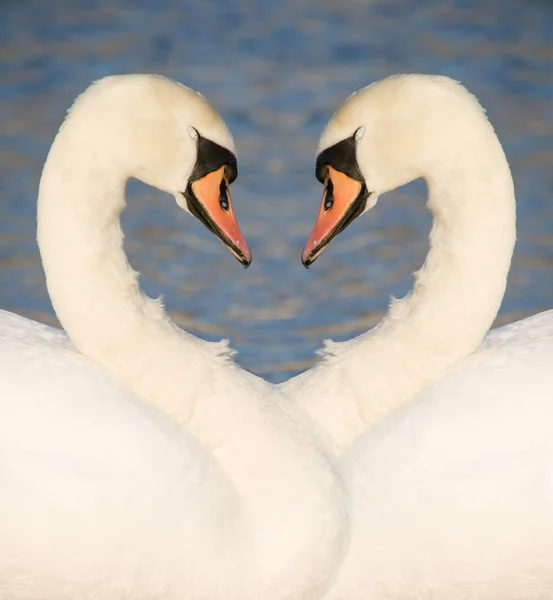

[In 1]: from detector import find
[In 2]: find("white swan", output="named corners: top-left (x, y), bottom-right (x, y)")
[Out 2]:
top-left (286, 74), bottom-right (553, 598)
top-left (0, 75), bottom-right (348, 600)
top-left (283, 73), bottom-right (553, 451)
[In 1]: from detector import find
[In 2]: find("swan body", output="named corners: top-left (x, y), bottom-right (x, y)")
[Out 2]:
top-left (291, 74), bottom-right (553, 597)
top-left (0, 75), bottom-right (348, 599)
top-left (330, 311), bottom-right (553, 599)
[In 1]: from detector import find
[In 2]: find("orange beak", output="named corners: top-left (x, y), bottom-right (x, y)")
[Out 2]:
top-left (188, 166), bottom-right (251, 267)
top-left (302, 166), bottom-right (367, 267)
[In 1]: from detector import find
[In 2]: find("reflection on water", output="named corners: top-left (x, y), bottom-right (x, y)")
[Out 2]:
top-left (1, 0), bottom-right (552, 382)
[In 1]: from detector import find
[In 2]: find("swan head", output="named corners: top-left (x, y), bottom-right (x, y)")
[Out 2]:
top-left (66, 74), bottom-right (251, 267)
top-left (302, 74), bottom-right (489, 266)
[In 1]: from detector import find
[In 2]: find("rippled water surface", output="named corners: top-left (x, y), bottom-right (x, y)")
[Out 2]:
top-left (1, 0), bottom-right (552, 381)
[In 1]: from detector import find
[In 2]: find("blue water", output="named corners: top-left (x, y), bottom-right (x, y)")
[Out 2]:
top-left (1, 0), bottom-right (552, 381)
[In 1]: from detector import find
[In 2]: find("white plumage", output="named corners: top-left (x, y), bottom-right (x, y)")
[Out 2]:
top-left (0, 75), bottom-right (348, 600)
top-left (285, 74), bottom-right (553, 598)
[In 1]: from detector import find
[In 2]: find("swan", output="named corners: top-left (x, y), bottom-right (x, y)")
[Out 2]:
top-left (0, 74), bottom-right (348, 600)
top-left (287, 74), bottom-right (553, 598)
top-left (282, 73), bottom-right (553, 451)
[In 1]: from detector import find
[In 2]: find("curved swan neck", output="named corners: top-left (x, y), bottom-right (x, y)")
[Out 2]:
top-left (38, 128), bottom-right (214, 424)
top-left (352, 135), bottom-right (516, 430)
top-left (396, 143), bottom-right (516, 349)
top-left (291, 110), bottom-right (516, 450)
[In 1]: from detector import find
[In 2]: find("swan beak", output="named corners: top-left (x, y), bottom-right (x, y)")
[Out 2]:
top-left (188, 166), bottom-right (252, 267)
top-left (302, 166), bottom-right (366, 268)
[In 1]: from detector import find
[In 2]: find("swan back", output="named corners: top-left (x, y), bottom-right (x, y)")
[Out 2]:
top-left (328, 314), bottom-right (553, 599)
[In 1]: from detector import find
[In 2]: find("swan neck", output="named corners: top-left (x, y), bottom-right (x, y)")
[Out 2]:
top-left (37, 124), bottom-right (212, 425)
top-left (355, 145), bottom-right (516, 426)
top-left (293, 129), bottom-right (516, 450)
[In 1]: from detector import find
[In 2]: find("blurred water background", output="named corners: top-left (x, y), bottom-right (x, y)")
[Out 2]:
top-left (1, 0), bottom-right (552, 382)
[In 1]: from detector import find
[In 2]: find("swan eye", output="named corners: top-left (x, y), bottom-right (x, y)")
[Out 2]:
top-left (324, 179), bottom-right (334, 211)
top-left (219, 180), bottom-right (230, 211)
